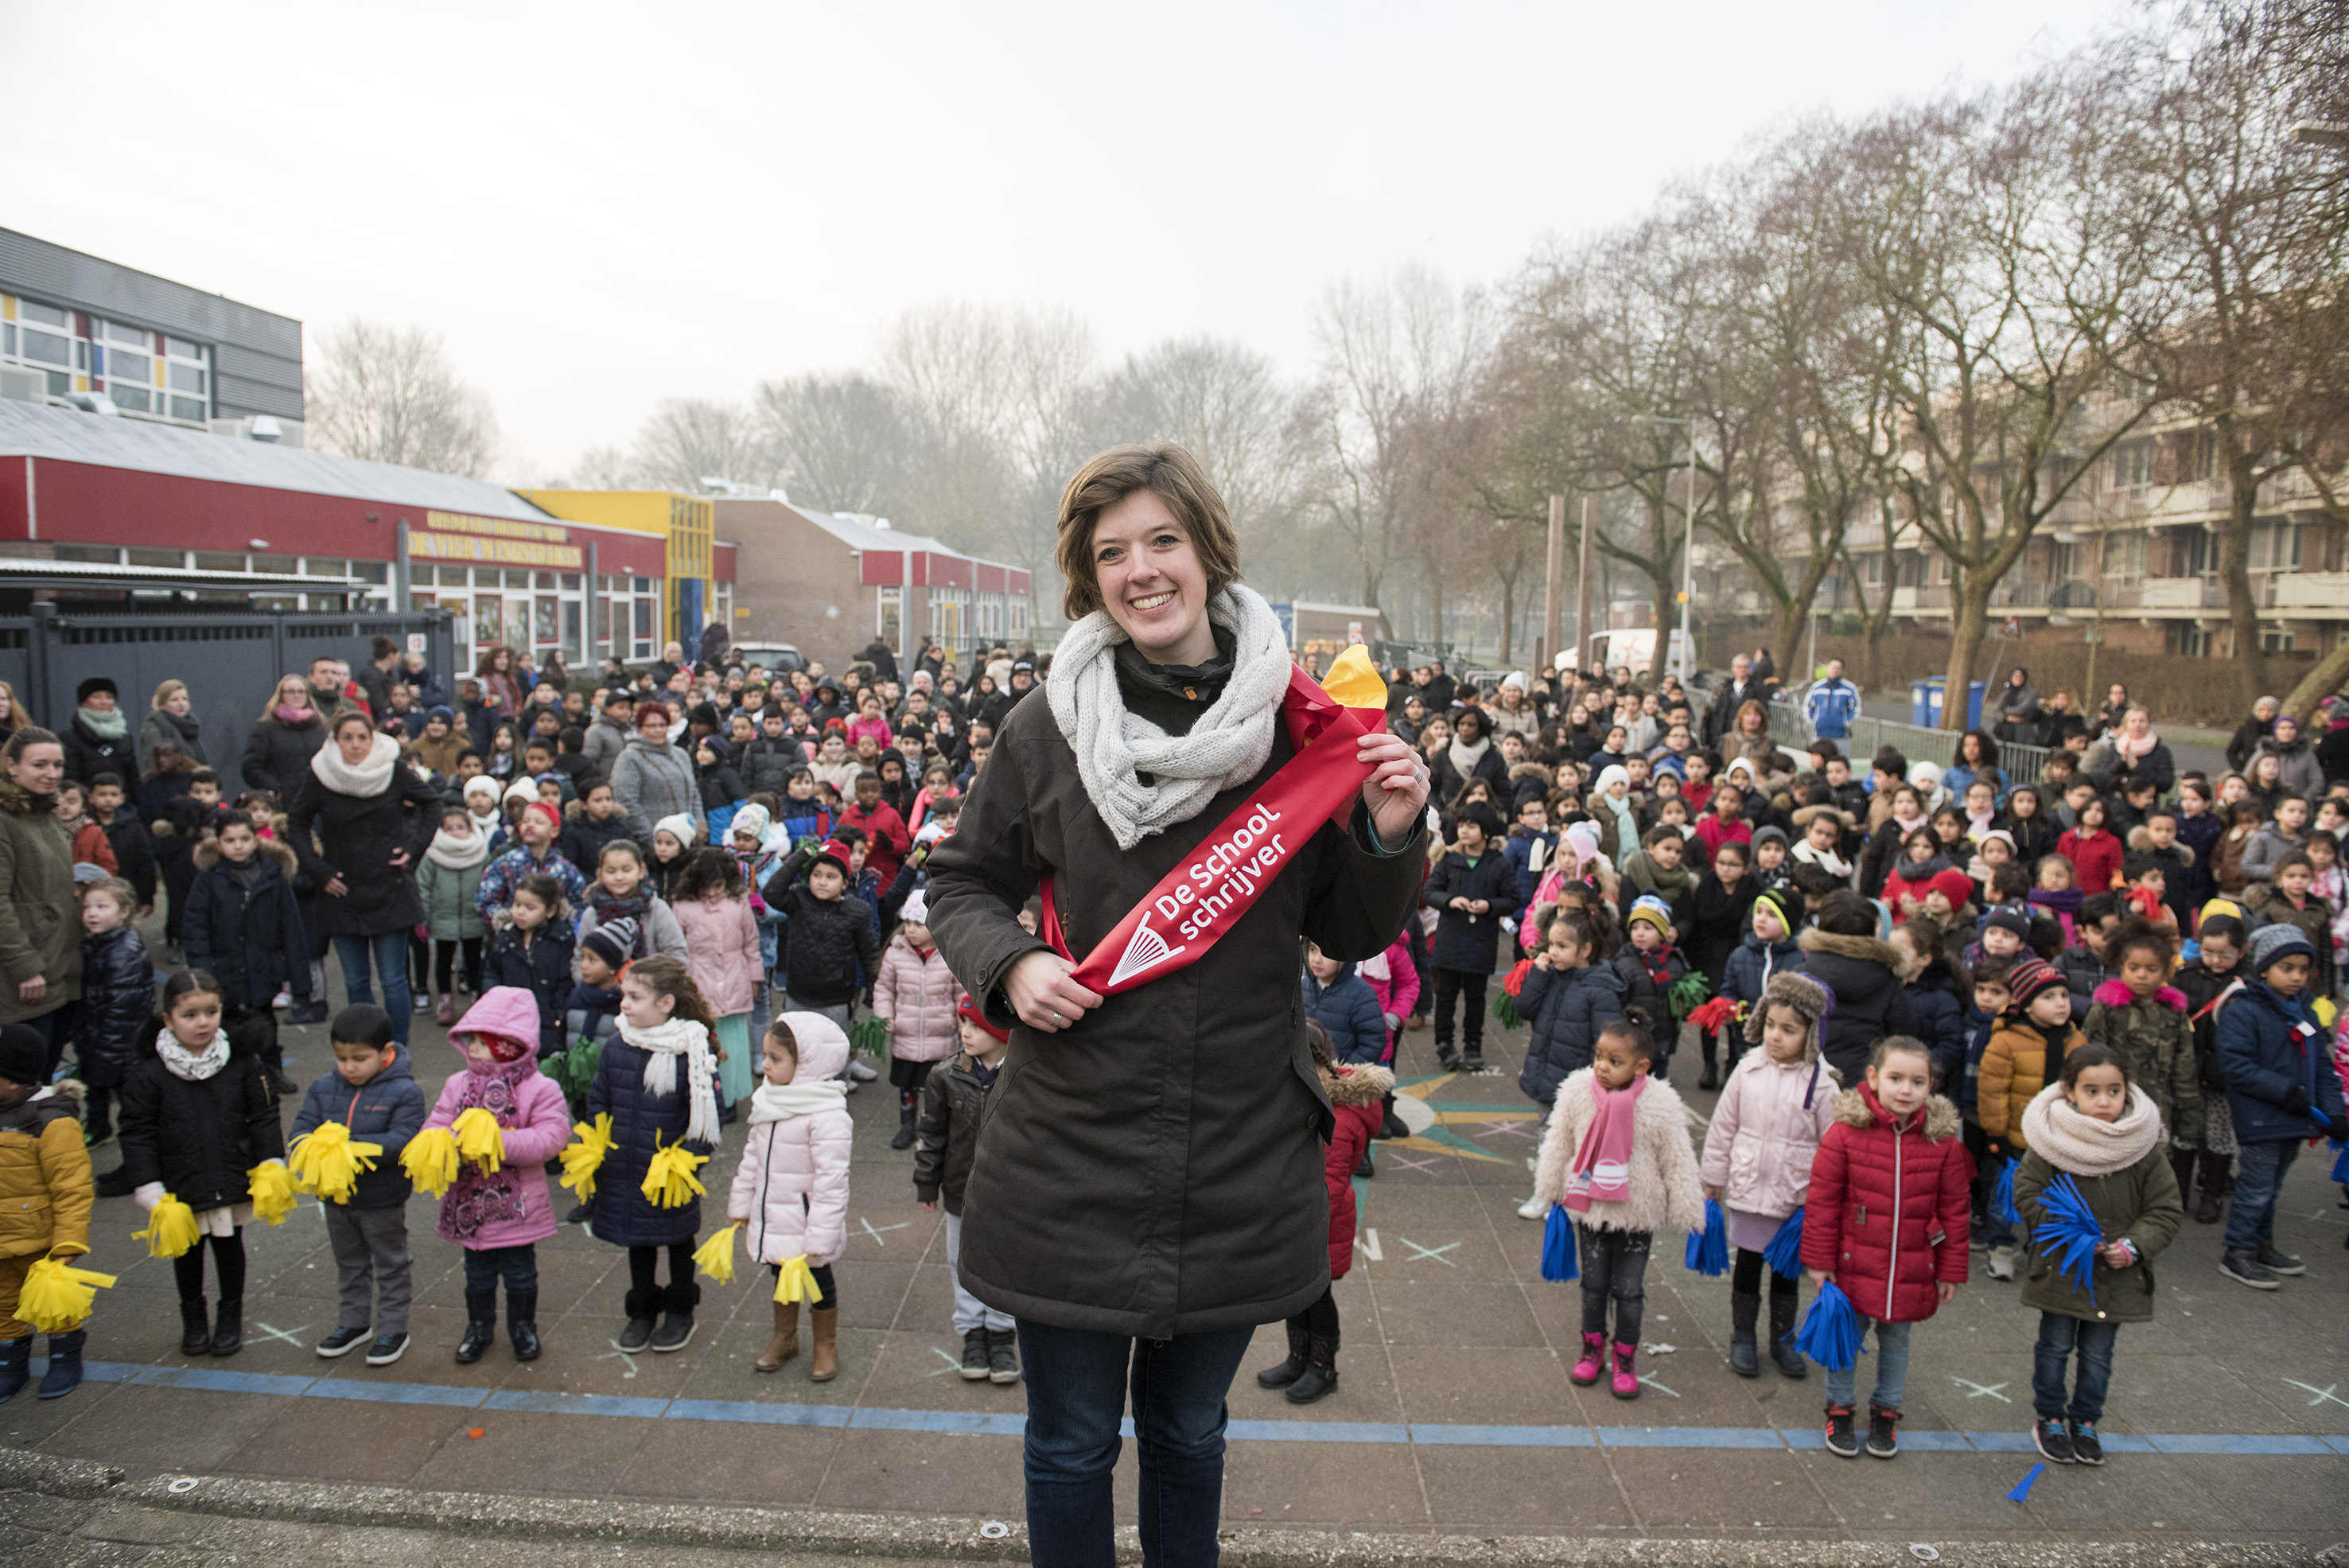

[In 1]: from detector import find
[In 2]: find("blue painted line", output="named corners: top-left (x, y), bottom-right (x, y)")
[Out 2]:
top-left (665, 1397), bottom-right (852, 1429)
top-left (63, 1361), bottom-right (2349, 1456)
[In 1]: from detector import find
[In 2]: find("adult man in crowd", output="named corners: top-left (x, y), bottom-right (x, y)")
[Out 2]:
top-left (1805, 656), bottom-right (1860, 741)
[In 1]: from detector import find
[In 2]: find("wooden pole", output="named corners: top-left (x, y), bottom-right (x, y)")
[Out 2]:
top-left (1575, 495), bottom-right (1597, 673)
top-left (1538, 494), bottom-right (1565, 672)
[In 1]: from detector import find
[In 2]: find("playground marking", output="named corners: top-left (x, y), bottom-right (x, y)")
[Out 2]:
top-left (1398, 1238), bottom-right (1460, 1267)
top-left (1356, 1228), bottom-right (1383, 1263)
top-left (249, 1323), bottom-right (309, 1349)
top-left (1951, 1377), bottom-right (2013, 1403)
top-left (2284, 1379), bottom-right (2348, 1410)
top-left (857, 1217), bottom-right (909, 1247)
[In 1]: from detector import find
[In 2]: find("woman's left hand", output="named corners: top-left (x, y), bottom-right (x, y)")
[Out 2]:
top-left (1358, 732), bottom-right (1429, 844)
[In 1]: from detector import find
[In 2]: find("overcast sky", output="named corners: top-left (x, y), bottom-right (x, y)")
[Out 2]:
top-left (2, 0), bottom-right (2135, 478)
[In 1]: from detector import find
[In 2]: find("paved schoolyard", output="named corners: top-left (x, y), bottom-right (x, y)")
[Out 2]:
top-left (9, 982), bottom-right (2347, 1554)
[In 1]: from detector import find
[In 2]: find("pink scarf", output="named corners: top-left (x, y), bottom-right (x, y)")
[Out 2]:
top-left (1564, 1074), bottom-right (1645, 1212)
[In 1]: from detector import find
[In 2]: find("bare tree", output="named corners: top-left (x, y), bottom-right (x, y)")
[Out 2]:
top-left (308, 321), bottom-right (500, 478)
top-left (626, 398), bottom-right (765, 492)
top-left (752, 372), bottom-right (911, 514)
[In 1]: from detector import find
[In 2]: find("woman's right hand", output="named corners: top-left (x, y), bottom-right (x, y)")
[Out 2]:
top-left (325, 875), bottom-right (349, 898)
top-left (16, 975), bottom-right (42, 1004)
top-left (1004, 949), bottom-right (1103, 1035)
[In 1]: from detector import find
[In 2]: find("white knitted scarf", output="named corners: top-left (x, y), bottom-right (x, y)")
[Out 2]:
top-left (748, 1076), bottom-right (848, 1124)
top-left (2020, 1083), bottom-right (2162, 1176)
top-left (1046, 583), bottom-right (1292, 850)
top-left (425, 826), bottom-right (489, 870)
top-left (155, 1029), bottom-right (230, 1082)
top-left (310, 730), bottom-right (402, 797)
top-left (620, 1014), bottom-right (721, 1146)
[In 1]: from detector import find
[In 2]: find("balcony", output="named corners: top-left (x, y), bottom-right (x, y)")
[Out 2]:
top-left (2266, 571), bottom-right (2349, 613)
top-left (2137, 576), bottom-right (2219, 611)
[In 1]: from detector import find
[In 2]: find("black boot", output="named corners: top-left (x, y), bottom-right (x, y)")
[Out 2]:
top-left (507, 1289), bottom-right (541, 1361)
top-left (38, 1329), bottom-right (85, 1400)
top-left (0, 1336), bottom-right (27, 1403)
top-left (1698, 1033), bottom-right (1720, 1092)
top-left (1379, 1092), bottom-right (1409, 1140)
top-left (1285, 1334), bottom-right (1340, 1403)
top-left (179, 1298), bottom-right (211, 1356)
top-left (1355, 1142), bottom-right (1375, 1179)
top-left (2169, 1148), bottom-right (2198, 1210)
top-left (210, 1300), bottom-right (243, 1356)
top-left (1768, 1291), bottom-right (1806, 1378)
top-left (455, 1290), bottom-right (498, 1364)
top-left (260, 1036), bottom-right (298, 1099)
top-left (892, 1095), bottom-right (917, 1150)
top-left (1728, 1291), bottom-right (1760, 1377)
top-left (652, 1279), bottom-right (699, 1352)
top-left (94, 1165), bottom-right (135, 1198)
top-left (1256, 1321), bottom-right (1310, 1389)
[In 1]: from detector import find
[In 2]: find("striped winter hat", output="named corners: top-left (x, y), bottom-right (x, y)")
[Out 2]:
top-left (2004, 955), bottom-right (2066, 1011)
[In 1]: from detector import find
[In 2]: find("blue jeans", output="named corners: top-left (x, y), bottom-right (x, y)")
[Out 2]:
top-left (1822, 1315), bottom-right (1912, 1413)
top-left (2032, 1313), bottom-right (2118, 1422)
top-left (2225, 1138), bottom-right (2300, 1251)
top-left (462, 1243), bottom-right (538, 1296)
top-left (1017, 1319), bottom-right (1256, 1568)
top-left (334, 931), bottom-right (414, 1044)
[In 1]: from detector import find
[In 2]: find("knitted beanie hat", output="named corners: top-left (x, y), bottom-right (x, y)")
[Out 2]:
top-left (1752, 887), bottom-right (1797, 939)
top-left (581, 916), bottom-right (638, 972)
top-left (2005, 955), bottom-right (2067, 1010)
top-left (957, 998), bottom-right (1010, 1045)
top-left (0, 1024), bottom-right (45, 1086)
top-left (2248, 921), bottom-right (2316, 976)
top-left (1627, 894), bottom-right (1678, 940)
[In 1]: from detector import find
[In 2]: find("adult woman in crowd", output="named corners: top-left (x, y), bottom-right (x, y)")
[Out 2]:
top-left (2226, 695), bottom-right (2279, 772)
top-left (2094, 683), bottom-right (2132, 737)
top-left (1429, 705), bottom-right (1508, 804)
top-left (288, 711), bottom-right (440, 1045)
top-left (2250, 711), bottom-right (2323, 801)
top-left (1991, 667), bottom-right (2039, 745)
top-left (0, 681), bottom-right (19, 741)
top-left (1486, 673), bottom-right (1542, 741)
top-left (0, 727), bottom-right (81, 1074)
top-left (242, 674), bottom-right (329, 796)
top-left (928, 445), bottom-right (1427, 1568)
top-left (1728, 698), bottom-right (1775, 761)
top-left (610, 698), bottom-right (705, 846)
top-left (476, 645), bottom-right (528, 717)
top-left (140, 679), bottom-right (208, 770)
top-left (1943, 729), bottom-right (2008, 806)
top-left (63, 676), bottom-right (136, 785)
top-left (2085, 705), bottom-right (2175, 794)
top-left (2318, 697), bottom-right (2349, 787)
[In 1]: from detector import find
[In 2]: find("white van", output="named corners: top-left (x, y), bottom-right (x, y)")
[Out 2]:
top-left (1554, 628), bottom-right (1689, 677)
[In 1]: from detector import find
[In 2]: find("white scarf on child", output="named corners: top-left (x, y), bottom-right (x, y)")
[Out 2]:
top-left (154, 1029), bottom-right (230, 1082)
top-left (618, 1014), bottom-right (721, 1146)
top-left (749, 1076), bottom-right (848, 1124)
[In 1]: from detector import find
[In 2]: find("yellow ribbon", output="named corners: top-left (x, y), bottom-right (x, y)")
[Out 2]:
top-left (247, 1161), bottom-right (298, 1227)
top-left (288, 1122), bottom-right (383, 1204)
top-left (452, 1107), bottom-right (508, 1173)
top-left (1318, 644), bottom-right (1389, 710)
top-left (401, 1126), bottom-right (461, 1198)
top-left (558, 1113), bottom-right (614, 1200)
top-left (133, 1193), bottom-right (200, 1259)
top-left (641, 1138), bottom-right (709, 1209)
top-left (772, 1254), bottom-right (825, 1305)
top-left (17, 1256), bottom-right (116, 1333)
top-left (693, 1224), bottom-right (739, 1286)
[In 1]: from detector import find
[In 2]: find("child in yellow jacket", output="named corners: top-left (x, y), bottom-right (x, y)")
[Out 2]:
top-left (0, 1024), bottom-right (95, 1401)
top-left (1973, 955), bottom-right (2083, 1282)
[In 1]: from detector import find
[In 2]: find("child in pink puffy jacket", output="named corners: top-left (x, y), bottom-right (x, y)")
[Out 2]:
top-left (729, 1011), bottom-right (853, 1381)
top-left (874, 891), bottom-right (963, 1150)
top-left (1358, 932), bottom-right (1419, 1139)
top-left (422, 986), bottom-right (574, 1366)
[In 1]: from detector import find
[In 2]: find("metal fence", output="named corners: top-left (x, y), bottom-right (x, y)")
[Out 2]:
top-left (1764, 695), bottom-right (2054, 786)
top-left (6, 603), bottom-right (457, 796)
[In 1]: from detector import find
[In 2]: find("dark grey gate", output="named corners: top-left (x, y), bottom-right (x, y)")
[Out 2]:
top-left (10, 603), bottom-right (456, 796)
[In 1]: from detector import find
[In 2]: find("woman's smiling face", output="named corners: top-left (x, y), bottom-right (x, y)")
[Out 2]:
top-left (1091, 489), bottom-right (1213, 663)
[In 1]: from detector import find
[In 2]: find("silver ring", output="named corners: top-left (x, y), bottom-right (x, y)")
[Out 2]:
top-left (1050, 1010), bottom-right (1062, 1026)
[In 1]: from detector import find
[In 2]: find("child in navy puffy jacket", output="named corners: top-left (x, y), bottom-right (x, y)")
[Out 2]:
top-left (1301, 946), bottom-right (1387, 1066)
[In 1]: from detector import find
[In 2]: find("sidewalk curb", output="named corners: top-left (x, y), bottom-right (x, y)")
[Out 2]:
top-left (6, 1449), bottom-right (2342, 1568)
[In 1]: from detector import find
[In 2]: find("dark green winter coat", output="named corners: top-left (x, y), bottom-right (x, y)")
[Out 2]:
top-left (2013, 1086), bottom-right (2184, 1325)
top-left (2079, 981), bottom-right (2202, 1142)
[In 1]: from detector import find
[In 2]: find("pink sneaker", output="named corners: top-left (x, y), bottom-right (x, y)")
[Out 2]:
top-left (1610, 1342), bottom-right (1639, 1399)
top-left (1569, 1331), bottom-right (1604, 1385)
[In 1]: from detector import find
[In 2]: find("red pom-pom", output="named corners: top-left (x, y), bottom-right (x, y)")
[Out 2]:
top-left (1503, 958), bottom-right (1534, 998)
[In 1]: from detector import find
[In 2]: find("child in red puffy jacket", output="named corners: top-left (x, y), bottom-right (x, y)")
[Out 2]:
top-left (1254, 1022), bottom-right (1391, 1408)
top-left (1801, 1034), bottom-right (1972, 1461)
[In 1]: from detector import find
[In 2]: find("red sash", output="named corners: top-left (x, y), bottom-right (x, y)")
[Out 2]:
top-left (1040, 667), bottom-right (1382, 996)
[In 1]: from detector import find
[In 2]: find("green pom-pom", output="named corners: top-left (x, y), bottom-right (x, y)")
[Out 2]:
top-left (1667, 970), bottom-right (1712, 1021)
top-left (1490, 990), bottom-right (1525, 1031)
top-left (850, 1014), bottom-right (891, 1059)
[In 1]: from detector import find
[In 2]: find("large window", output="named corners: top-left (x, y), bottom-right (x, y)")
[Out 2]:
top-left (0, 296), bottom-right (211, 423)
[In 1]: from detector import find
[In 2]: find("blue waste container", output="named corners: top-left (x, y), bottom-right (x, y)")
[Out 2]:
top-left (1912, 678), bottom-right (1987, 728)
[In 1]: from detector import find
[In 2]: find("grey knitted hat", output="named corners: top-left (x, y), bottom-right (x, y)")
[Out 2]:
top-left (2248, 921), bottom-right (2315, 975)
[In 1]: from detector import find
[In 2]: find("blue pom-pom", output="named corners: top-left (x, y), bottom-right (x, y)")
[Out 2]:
top-left (2330, 1139), bottom-right (2347, 1186)
top-left (1763, 1207), bottom-right (1805, 1278)
top-left (1541, 1203), bottom-right (1579, 1282)
top-left (1684, 1198), bottom-right (1729, 1276)
top-left (2036, 1173), bottom-right (2107, 1309)
top-left (1792, 1280), bottom-right (1864, 1371)
top-left (1993, 1158), bottom-right (2022, 1227)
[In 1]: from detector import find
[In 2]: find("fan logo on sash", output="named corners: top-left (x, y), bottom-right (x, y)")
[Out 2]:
top-left (1107, 917), bottom-right (1187, 987)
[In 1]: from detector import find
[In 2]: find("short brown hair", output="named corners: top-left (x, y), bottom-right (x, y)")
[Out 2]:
top-left (1053, 445), bottom-right (1240, 620)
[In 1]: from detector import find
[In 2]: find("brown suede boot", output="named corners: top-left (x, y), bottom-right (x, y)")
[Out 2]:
top-left (808, 1306), bottom-right (839, 1382)
top-left (756, 1298), bottom-right (799, 1373)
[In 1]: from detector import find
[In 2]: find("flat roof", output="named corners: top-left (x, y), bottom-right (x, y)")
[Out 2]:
top-left (0, 556), bottom-right (360, 591)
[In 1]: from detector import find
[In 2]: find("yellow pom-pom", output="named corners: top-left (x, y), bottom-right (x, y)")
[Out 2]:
top-left (18, 1256), bottom-right (116, 1333)
top-left (288, 1122), bottom-right (383, 1204)
top-left (452, 1107), bottom-right (507, 1173)
top-left (1319, 644), bottom-right (1387, 710)
top-left (772, 1254), bottom-right (825, 1305)
top-left (402, 1126), bottom-right (462, 1198)
top-left (558, 1113), bottom-right (614, 1200)
top-left (134, 1194), bottom-right (200, 1259)
top-left (640, 1137), bottom-right (709, 1209)
top-left (247, 1161), bottom-right (298, 1227)
top-left (693, 1224), bottom-right (739, 1286)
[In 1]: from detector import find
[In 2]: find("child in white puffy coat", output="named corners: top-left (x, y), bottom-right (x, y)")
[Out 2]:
top-left (873, 892), bottom-right (963, 1150)
top-left (728, 1010), bottom-right (853, 1382)
top-left (1698, 971), bottom-right (1840, 1380)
